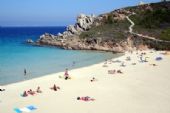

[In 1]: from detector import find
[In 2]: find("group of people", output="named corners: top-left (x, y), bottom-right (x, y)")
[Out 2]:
top-left (21, 68), bottom-right (96, 101)
top-left (22, 84), bottom-right (61, 97)
top-left (21, 68), bottom-right (70, 97)
top-left (108, 69), bottom-right (123, 74)
top-left (19, 50), bottom-right (164, 103)
top-left (22, 86), bottom-right (42, 97)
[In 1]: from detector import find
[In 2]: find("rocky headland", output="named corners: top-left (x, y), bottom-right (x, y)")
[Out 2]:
top-left (28, 1), bottom-right (170, 52)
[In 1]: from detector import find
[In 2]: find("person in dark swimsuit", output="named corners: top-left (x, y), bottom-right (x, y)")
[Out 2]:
top-left (24, 69), bottom-right (27, 75)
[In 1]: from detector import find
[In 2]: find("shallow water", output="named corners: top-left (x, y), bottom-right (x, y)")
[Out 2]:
top-left (0, 27), bottom-right (122, 85)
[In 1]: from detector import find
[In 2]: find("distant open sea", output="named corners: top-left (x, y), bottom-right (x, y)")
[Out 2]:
top-left (0, 27), bottom-right (122, 85)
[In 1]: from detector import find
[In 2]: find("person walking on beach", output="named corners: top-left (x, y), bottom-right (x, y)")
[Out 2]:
top-left (24, 69), bottom-right (27, 76)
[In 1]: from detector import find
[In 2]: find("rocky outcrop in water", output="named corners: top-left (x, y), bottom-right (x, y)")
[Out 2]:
top-left (32, 14), bottom-right (96, 47)
top-left (30, 11), bottom-right (131, 52)
top-left (26, 39), bottom-right (34, 43)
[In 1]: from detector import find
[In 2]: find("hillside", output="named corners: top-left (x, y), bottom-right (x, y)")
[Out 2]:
top-left (29, 1), bottom-right (170, 52)
top-left (128, 2), bottom-right (170, 41)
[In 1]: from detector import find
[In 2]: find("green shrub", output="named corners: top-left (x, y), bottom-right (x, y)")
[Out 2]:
top-left (80, 19), bottom-right (130, 41)
top-left (131, 8), bottom-right (170, 29)
top-left (160, 28), bottom-right (170, 41)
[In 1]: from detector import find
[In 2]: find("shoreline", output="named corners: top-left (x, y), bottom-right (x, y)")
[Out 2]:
top-left (3, 52), bottom-right (123, 87)
top-left (1, 50), bottom-right (170, 113)
top-left (0, 48), bottom-right (120, 86)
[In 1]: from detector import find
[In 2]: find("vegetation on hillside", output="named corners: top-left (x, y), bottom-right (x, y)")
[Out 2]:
top-left (130, 8), bottom-right (170, 29)
top-left (129, 2), bottom-right (170, 41)
top-left (80, 1), bottom-right (170, 42)
top-left (80, 19), bottom-right (130, 42)
top-left (160, 28), bottom-right (170, 41)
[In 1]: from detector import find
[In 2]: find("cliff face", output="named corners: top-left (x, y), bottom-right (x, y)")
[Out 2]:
top-left (29, 1), bottom-right (170, 52)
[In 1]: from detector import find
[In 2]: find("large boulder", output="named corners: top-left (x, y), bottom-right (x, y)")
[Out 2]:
top-left (67, 25), bottom-right (78, 34)
top-left (77, 14), bottom-right (95, 30)
top-left (54, 14), bottom-right (96, 38)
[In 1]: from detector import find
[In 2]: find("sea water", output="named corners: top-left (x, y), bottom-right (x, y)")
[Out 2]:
top-left (0, 27), bottom-right (122, 85)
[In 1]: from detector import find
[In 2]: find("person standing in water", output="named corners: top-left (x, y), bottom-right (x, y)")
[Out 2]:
top-left (24, 69), bottom-right (27, 76)
top-left (72, 61), bottom-right (76, 66)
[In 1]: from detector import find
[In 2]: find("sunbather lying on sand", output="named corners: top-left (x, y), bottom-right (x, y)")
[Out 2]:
top-left (77, 96), bottom-right (95, 101)
top-left (117, 70), bottom-right (123, 74)
top-left (50, 84), bottom-right (60, 91)
top-left (22, 91), bottom-right (28, 97)
top-left (0, 88), bottom-right (5, 91)
top-left (108, 70), bottom-right (123, 74)
top-left (108, 70), bottom-right (116, 74)
top-left (132, 63), bottom-right (136, 65)
top-left (27, 89), bottom-right (35, 95)
top-left (150, 64), bottom-right (157, 66)
top-left (90, 77), bottom-right (97, 82)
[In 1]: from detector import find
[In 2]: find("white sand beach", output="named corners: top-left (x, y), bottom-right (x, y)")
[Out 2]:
top-left (1, 50), bottom-right (170, 113)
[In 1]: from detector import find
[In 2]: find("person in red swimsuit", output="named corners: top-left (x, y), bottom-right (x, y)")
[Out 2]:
top-left (77, 96), bottom-right (95, 101)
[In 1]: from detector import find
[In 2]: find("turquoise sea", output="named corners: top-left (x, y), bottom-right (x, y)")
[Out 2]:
top-left (0, 27), bottom-right (122, 85)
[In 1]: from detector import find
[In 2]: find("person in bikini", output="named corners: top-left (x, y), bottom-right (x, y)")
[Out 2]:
top-left (77, 96), bottom-right (95, 101)
top-left (27, 89), bottom-right (35, 95)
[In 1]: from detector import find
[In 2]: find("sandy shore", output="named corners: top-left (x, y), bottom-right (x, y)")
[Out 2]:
top-left (1, 50), bottom-right (170, 113)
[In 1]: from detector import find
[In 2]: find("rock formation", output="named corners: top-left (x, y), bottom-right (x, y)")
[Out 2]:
top-left (27, 10), bottom-right (135, 52)
top-left (60, 14), bottom-right (95, 38)
top-left (26, 39), bottom-right (34, 43)
top-left (27, 2), bottom-right (170, 52)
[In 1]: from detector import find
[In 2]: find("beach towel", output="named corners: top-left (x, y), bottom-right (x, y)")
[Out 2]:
top-left (14, 105), bottom-right (37, 113)
top-left (14, 108), bottom-right (22, 113)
